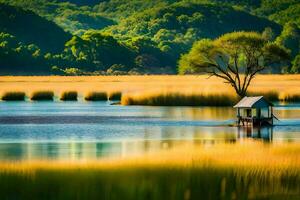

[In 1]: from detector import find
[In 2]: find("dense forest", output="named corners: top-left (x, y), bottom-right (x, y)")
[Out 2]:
top-left (0, 0), bottom-right (299, 75)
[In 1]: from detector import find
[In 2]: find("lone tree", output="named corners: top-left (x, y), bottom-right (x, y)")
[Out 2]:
top-left (179, 32), bottom-right (289, 97)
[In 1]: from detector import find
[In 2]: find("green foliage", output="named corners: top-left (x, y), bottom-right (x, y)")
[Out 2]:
top-left (276, 22), bottom-right (300, 58)
top-left (180, 31), bottom-right (289, 74)
top-left (291, 54), bottom-right (300, 73)
top-left (59, 0), bottom-right (107, 6)
top-left (0, 0), bottom-right (299, 74)
top-left (262, 27), bottom-right (275, 41)
top-left (1, 166), bottom-right (298, 200)
top-left (178, 39), bottom-right (213, 74)
top-left (94, 0), bottom-right (173, 19)
top-left (0, 0), bottom-right (114, 33)
top-left (254, 0), bottom-right (300, 27)
top-left (105, 2), bottom-right (281, 70)
top-left (0, 32), bottom-right (51, 74)
top-left (274, 22), bottom-right (300, 73)
top-left (64, 31), bottom-right (135, 71)
top-left (0, 3), bottom-right (70, 53)
top-left (106, 64), bottom-right (127, 75)
top-left (63, 68), bottom-right (84, 76)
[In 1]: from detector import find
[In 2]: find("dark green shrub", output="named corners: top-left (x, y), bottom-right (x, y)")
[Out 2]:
top-left (31, 91), bottom-right (54, 101)
top-left (109, 92), bottom-right (122, 101)
top-left (85, 92), bottom-right (108, 101)
top-left (1, 92), bottom-right (26, 101)
top-left (60, 91), bottom-right (78, 101)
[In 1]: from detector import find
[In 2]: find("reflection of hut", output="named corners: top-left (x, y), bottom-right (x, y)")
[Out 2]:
top-left (234, 96), bottom-right (274, 126)
top-left (238, 126), bottom-right (273, 142)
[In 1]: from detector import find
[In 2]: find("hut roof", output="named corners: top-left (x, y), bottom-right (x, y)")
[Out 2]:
top-left (233, 96), bottom-right (273, 108)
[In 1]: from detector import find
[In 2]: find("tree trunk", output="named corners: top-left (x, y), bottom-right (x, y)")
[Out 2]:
top-left (235, 88), bottom-right (247, 99)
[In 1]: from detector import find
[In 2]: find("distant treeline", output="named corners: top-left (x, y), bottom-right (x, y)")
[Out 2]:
top-left (0, 0), bottom-right (299, 75)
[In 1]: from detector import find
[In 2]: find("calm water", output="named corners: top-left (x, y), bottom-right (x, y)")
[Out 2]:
top-left (0, 101), bottom-right (299, 160)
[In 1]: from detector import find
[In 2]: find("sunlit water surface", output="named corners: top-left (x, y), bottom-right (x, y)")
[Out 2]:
top-left (0, 101), bottom-right (299, 160)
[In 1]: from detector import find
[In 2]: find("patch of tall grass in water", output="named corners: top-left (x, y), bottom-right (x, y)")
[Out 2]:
top-left (122, 92), bottom-right (238, 106)
top-left (60, 91), bottom-right (78, 101)
top-left (0, 142), bottom-right (299, 200)
top-left (30, 91), bottom-right (54, 101)
top-left (108, 92), bottom-right (122, 101)
top-left (84, 92), bottom-right (108, 101)
top-left (1, 92), bottom-right (25, 101)
top-left (248, 91), bottom-right (279, 102)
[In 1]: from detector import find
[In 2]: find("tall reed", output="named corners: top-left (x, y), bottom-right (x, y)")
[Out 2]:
top-left (282, 94), bottom-right (300, 102)
top-left (30, 91), bottom-right (54, 101)
top-left (60, 91), bottom-right (78, 101)
top-left (247, 91), bottom-right (279, 102)
top-left (1, 92), bottom-right (25, 101)
top-left (122, 92), bottom-right (238, 106)
top-left (85, 92), bottom-right (108, 101)
top-left (108, 92), bottom-right (122, 101)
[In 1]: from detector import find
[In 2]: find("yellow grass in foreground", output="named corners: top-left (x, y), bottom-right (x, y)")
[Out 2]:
top-left (1, 141), bottom-right (299, 174)
top-left (0, 75), bottom-right (300, 99)
top-left (0, 141), bottom-right (299, 200)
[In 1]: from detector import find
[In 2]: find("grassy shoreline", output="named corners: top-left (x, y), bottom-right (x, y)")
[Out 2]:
top-left (0, 75), bottom-right (300, 105)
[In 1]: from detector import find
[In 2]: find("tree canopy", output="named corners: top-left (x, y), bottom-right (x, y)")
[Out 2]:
top-left (179, 32), bottom-right (289, 97)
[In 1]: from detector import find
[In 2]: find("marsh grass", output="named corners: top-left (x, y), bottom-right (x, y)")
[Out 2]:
top-left (2, 75), bottom-right (300, 104)
top-left (122, 93), bottom-right (238, 106)
top-left (1, 92), bottom-right (25, 101)
top-left (60, 91), bottom-right (78, 101)
top-left (30, 91), bottom-right (54, 101)
top-left (248, 91), bottom-right (279, 102)
top-left (108, 92), bottom-right (122, 101)
top-left (85, 92), bottom-right (108, 101)
top-left (282, 94), bottom-right (300, 102)
top-left (0, 142), bottom-right (299, 200)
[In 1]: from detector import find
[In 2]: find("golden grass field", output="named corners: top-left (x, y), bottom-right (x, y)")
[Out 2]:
top-left (0, 75), bottom-right (299, 98)
top-left (1, 141), bottom-right (299, 173)
top-left (0, 141), bottom-right (299, 199)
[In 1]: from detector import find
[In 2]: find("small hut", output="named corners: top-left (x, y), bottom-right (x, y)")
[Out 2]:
top-left (234, 96), bottom-right (274, 126)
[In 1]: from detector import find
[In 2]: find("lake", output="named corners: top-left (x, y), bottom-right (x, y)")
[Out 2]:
top-left (0, 101), bottom-right (299, 160)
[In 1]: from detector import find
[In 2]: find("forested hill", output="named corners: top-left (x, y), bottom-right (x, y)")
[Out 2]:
top-left (0, 3), bottom-right (72, 74)
top-left (58, 0), bottom-right (108, 6)
top-left (104, 2), bottom-right (281, 56)
top-left (0, 3), bottom-right (71, 53)
top-left (0, 0), bottom-right (299, 75)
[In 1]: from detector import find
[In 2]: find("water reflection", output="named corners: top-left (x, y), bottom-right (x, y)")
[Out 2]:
top-left (238, 126), bottom-right (273, 142)
top-left (0, 102), bottom-right (299, 160)
top-left (0, 126), bottom-right (286, 161)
